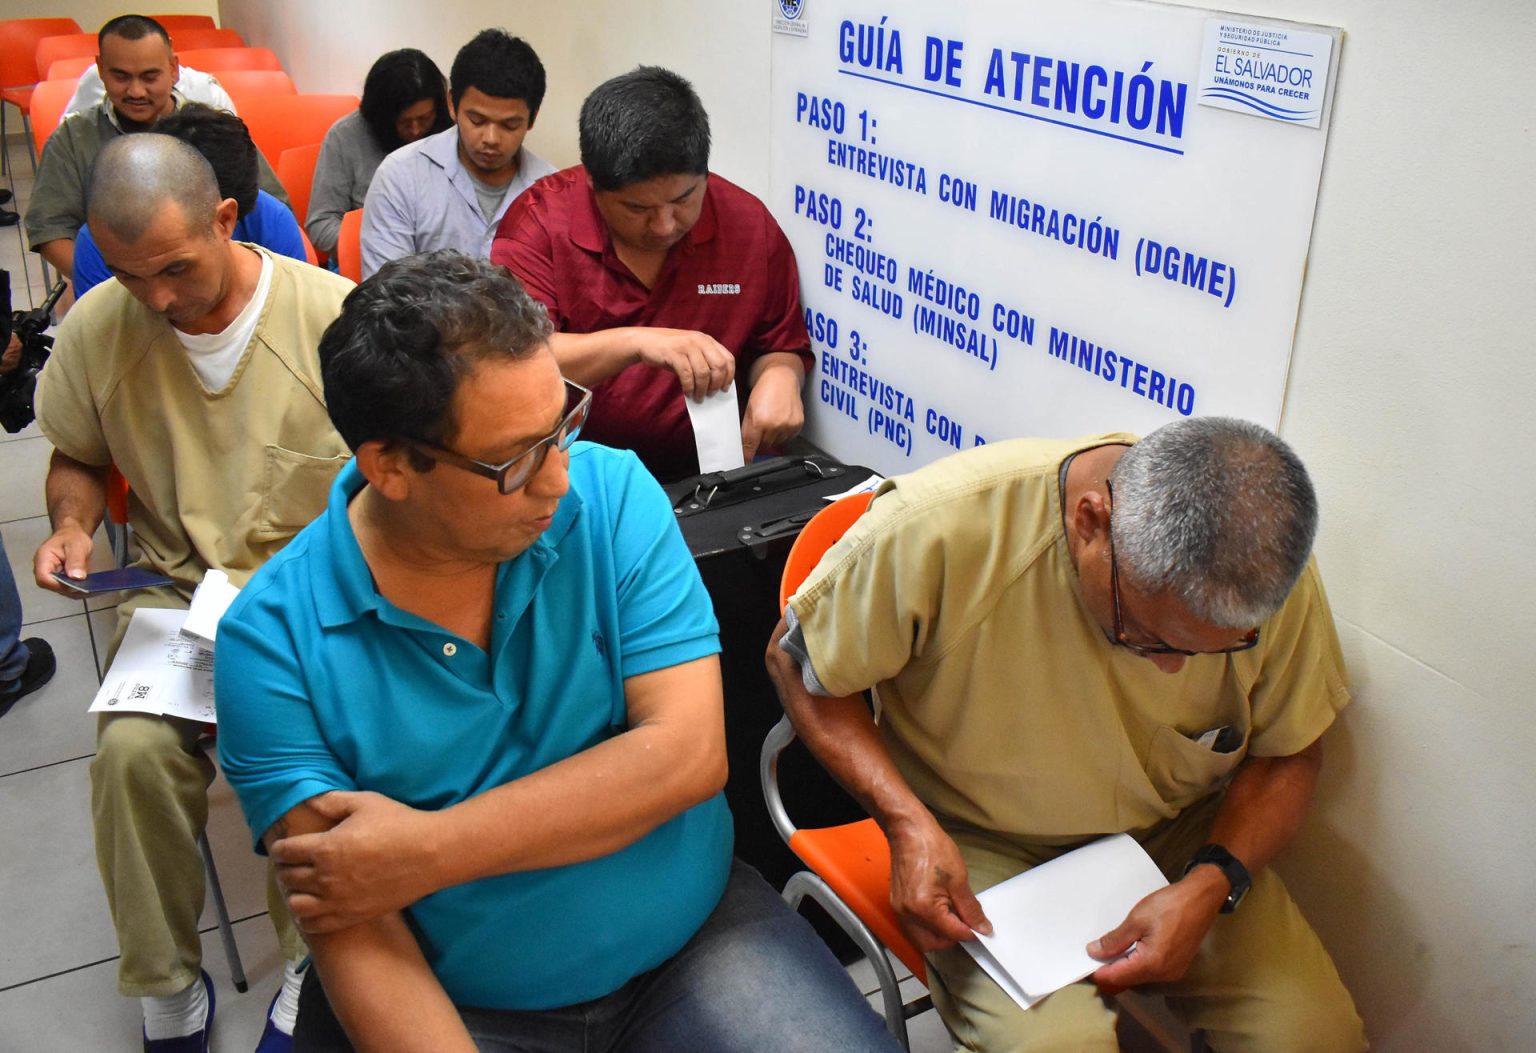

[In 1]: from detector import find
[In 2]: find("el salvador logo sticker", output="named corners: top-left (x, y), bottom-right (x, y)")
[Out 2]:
top-left (1196, 19), bottom-right (1335, 129)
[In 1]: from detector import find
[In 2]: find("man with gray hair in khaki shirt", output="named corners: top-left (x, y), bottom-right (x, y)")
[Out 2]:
top-left (31, 133), bottom-right (351, 1052)
top-left (766, 417), bottom-right (1366, 1052)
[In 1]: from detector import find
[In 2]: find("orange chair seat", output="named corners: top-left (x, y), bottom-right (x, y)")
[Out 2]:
top-left (789, 818), bottom-right (928, 983)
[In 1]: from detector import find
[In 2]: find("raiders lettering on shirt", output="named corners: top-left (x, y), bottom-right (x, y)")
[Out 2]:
top-left (696, 283), bottom-right (742, 295)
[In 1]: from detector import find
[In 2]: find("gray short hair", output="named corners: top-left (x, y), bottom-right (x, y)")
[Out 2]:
top-left (87, 134), bottom-right (220, 243)
top-left (1109, 417), bottom-right (1318, 628)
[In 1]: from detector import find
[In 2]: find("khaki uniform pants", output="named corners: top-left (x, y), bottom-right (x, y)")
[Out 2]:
top-left (926, 800), bottom-right (1367, 1053)
top-left (92, 600), bottom-right (306, 997)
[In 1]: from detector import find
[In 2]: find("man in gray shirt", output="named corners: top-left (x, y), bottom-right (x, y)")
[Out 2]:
top-left (359, 30), bottom-right (553, 278)
top-left (26, 14), bottom-right (287, 281)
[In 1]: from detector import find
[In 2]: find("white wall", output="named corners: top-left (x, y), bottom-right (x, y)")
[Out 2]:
top-left (217, 1), bottom-right (773, 195)
top-left (4, 1), bottom-right (220, 33)
top-left (219, 1), bottom-right (1536, 1047)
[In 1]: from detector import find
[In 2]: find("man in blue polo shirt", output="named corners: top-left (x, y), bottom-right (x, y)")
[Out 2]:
top-left (214, 252), bottom-right (896, 1052)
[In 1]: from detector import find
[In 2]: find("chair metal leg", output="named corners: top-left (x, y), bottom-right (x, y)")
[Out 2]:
top-left (783, 870), bottom-right (913, 1051)
top-left (197, 831), bottom-right (249, 993)
top-left (21, 112), bottom-right (37, 173)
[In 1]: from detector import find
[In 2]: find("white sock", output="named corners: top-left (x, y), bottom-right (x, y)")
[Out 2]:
top-left (141, 974), bottom-right (209, 1041)
top-left (269, 961), bottom-right (305, 1035)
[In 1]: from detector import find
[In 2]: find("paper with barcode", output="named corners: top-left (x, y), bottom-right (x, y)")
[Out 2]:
top-left (90, 607), bottom-right (217, 723)
top-left (962, 833), bottom-right (1168, 1011)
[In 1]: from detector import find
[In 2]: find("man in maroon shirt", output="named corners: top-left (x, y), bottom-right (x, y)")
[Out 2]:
top-left (491, 66), bottom-right (812, 481)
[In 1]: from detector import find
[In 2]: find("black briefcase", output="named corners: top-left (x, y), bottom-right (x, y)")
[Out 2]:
top-left (669, 454), bottom-right (873, 947)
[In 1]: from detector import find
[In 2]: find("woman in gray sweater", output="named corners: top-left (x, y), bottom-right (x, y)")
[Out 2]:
top-left (307, 49), bottom-right (451, 255)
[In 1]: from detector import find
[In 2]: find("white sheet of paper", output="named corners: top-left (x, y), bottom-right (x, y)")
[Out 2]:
top-left (89, 607), bottom-right (217, 724)
top-left (180, 569), bottom-right (241, 644)
top-left (820, 473), bottom-right (885, 502)
top-left (961, 833), bottom-right (1169, 1010)
top-left (685, 382), bottom-right (745, 473)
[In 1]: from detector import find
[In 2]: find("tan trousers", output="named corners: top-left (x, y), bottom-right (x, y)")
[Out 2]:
top-left (92, 599), bottom-right (306, 997)
top-left (925, 800), bottom-right (1367, 1053)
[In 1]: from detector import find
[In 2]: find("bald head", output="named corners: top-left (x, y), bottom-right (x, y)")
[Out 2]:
top-left (87, 134), bottom-right (221, 244)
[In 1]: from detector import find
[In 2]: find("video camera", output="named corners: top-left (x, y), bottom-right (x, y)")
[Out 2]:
top-left (0, 270), bottom-right (68, 434)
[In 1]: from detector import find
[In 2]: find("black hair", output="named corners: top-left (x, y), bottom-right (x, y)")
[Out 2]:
top-left (358, 48), bottom-right (452, 154)
top-left (154, 104), bottom-right (258, 218)
top-left (320, 252), bottom-right (553, 462)
top-left (98, 15), bottom-right (171, 49)
top-left (579, 66), bottom-right (710, 191)
top-left (448, 30), bottom-right (545, 119)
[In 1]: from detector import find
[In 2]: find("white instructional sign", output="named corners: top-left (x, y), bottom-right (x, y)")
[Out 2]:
top-left (769, 0), bottom-right (1341, 475)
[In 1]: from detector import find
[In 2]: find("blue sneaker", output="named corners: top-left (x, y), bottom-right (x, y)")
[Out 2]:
top-left (142, 970), bottom-right (214, 1052)
top-left (254, 989), bottom-right (294, 1053)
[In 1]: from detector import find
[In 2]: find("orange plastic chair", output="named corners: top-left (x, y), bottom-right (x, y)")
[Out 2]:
top-left (146, 14), bottom-right (217, 34)
top-left (215, 68), bottom-right (296, 110)
top-left (277, 141), bottom-right (323, 253)
top-left (166, 27), bottom-right (244, 51)
top-left (0, 17), bottom-right (81, 169)
top-left (27, 78), bottom-right (73, 157)
top-left (44, 54), bottom-right (95, 82)
top-left (299, 229), bottom-right (318, 267)
top-left (33, 33), bottom-right (98, 84)
top-left (174, 46), bottom-right (282, 73)
top-left (236, 93), bottom-right (358, 171)
top-left (336, 208), bottom-right (363, 282)
top-left (759, 491), bottom-right (935, 1046)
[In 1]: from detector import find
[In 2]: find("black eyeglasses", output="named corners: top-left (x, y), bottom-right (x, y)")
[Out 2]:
top-left (404, 378), bottom-right (592, 494)
top-left (1103, 480), bottom-right (1260, 658)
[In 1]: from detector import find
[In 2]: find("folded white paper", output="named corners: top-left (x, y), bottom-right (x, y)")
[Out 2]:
top-left (821, 473), bottom-right (885, 502)
top-left (962, 833), bottom-right (1169, 1011)
top-left (90, 607), bottom-right (217, 724)
top-left (685, 382), bottom-right (745, 473)
top-left (180, 569), bottom-right (241, 644)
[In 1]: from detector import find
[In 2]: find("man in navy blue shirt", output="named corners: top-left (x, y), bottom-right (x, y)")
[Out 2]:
top-left (215, 252), bottom-right (896, 1052)
top-left (73, 104), bottom-right (307, 297)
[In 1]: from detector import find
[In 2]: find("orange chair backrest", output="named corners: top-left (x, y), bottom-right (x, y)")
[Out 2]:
top-left (216, 68), bottom-right (296, 110)
top-left (146, 14), bottom-right (217, 34)
top-left (33, 33), bottom-right (97, 82)
top-left (167, 27), bottom-right (244, 50)
top-left (336, 208), bottom-right (363, 283)
top-left (0, 18), bottom-right (80, 90)
top-left (779, 490), bottom-right (875, 612)
top-left (28, 78), bottom-right (74, 156)
top-left (44, 54), bottom-right (95, 81)
top-left (105, 467), bottom-right (130, 527)
top-left (298, 229), bottom-right (318, 267)
top-left (175, 46), bottom-right (281, 73)
top-left (277, 141), bottom-right (322, 236)
top-left (238, 93), bottom-right (357, 169)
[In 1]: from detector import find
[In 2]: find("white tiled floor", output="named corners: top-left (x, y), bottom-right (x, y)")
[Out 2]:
top-left (0, 131), bottom-right (961, 1050)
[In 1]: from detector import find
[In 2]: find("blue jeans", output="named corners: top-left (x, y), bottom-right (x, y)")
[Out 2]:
top-left (0, 529), bottom-right (28, 689)
top-left (297, 859), bottom-right (899, 1052)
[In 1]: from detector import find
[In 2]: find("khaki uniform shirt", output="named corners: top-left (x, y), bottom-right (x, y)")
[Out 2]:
top-left (790, 435), bottom-right (1351, 844)
top-left (35, 248), bottom-right (353, 597)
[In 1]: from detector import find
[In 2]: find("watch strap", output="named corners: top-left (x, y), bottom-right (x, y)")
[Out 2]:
top-left (1184, 842), bottom-right (1252, 913)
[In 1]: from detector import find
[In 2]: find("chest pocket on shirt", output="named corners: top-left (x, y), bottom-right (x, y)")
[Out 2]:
top-left (1143, 723), bottom-right (1249, 812)
top-left (258, 446), bottom-right (349, 538)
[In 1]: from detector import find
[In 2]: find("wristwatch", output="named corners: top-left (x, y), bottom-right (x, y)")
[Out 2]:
top-left (1184, 843), bottom-right (1251, 913)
